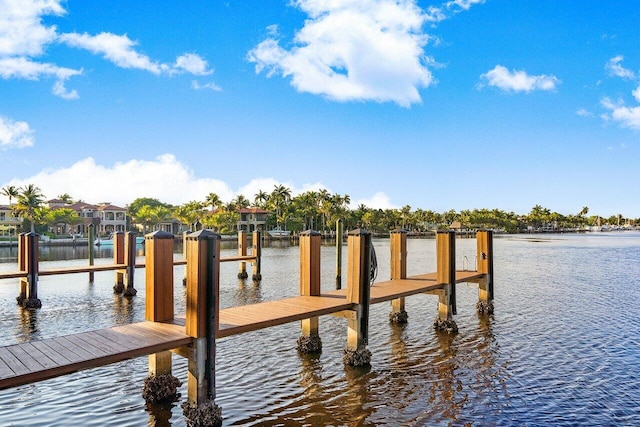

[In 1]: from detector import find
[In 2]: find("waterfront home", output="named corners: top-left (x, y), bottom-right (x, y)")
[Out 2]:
top-left (237, 207), bottom-right (269, 232)
top-left (0, 205), bottom-right (22, 236)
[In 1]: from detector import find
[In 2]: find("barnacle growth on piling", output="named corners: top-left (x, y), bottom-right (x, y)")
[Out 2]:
top-left (296, 334), bottom-right (322, 353)
top-left (142, 374), bottom-right (182, 403)
top-left (182, 400), bottom-right (222, 427)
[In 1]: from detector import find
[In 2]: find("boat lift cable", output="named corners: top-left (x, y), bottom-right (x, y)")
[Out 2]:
top-left (369, 243), bottom-right (378, 285)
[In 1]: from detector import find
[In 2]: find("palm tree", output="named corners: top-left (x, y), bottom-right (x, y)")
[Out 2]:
top-left (13, 184), bottom-right (45, 232)
top-left (2, 185), bottom-right (19, 206)
top-left (57, 193), bottom-right (73, 204)
top-left (205, 192), bottom-right (222, 211)
top-left (254, 190), bottom-right (269, 208)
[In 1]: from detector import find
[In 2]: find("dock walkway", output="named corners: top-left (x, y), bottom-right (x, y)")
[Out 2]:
top-left (0, 269), bottom-right (484, 389)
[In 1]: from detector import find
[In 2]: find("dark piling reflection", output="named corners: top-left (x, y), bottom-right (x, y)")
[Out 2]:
top-left (233, 279), bottom-right (262, 306)
top-left (112, 294), bottom-right (135, 325)
top-left (17, 307), bottom-right (39, 343)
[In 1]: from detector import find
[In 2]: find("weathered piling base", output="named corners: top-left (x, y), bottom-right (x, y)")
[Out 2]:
top-left (343, 347), bottom-right (372, 367)
top-left (21, 298), bottom-right (42, 309)
top-left (433, 317), bottom-right (458, 334)
top-left (237, 271), bottom-right (248, 280)
top-left (389, 309), bottom-right (408, 324)
top-left (251, 272), bottom-right (262, 282)
top-left (123, 287), bottom-right (137, 297)
top-left (113, 283), bottom-right (125, 294)
top-left (296, 334), bottom-right (322, 353)
top-left (476, 300), bottom-right (494, 315)
top-left (181, 401), bottom-right (222, 427)
top-left (142, 374), bottom-right (182, 403)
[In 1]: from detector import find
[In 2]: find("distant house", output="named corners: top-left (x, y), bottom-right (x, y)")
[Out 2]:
top-left (237, 207), bottom-right (269, 232)
top-left (62, 201), bottom-right (128, 236)
top-left (0, 205), bottom-right (22, 236)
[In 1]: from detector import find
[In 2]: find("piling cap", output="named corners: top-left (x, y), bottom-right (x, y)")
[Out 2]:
top-left (187, 229), bottom-right (221, 240)
top-left (300, 229), bottom-right (321, 236)
top-left (145, 230), bottom-right (174, 239)
top-left (391, 228), bottom-right (409, 234)
top-left (348, 228), bottom-right (370, 236)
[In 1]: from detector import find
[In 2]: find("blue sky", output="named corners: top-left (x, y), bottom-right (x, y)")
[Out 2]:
top-left (0, 0), bottom-right (639, 217)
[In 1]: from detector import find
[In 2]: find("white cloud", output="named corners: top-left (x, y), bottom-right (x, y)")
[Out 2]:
top-left (633, 85), bottom-right (640, 103)
top-left (248, 0), bottom-right (434, 107)
top-left (446, 0), bottom-right (485, 11)
top-left (600, 97), bottom-right (640, 131)
top-left (59, 32), bottom-right (165, 74)
top-left (7, 154), bottom-right (234, 207)
top-left (192, 80), bottom-right (222, 91)
top-left (0, 115), bottom-right (35, 149)
top-left (175, 53), bottom-right (213, 76)
top-left (605, 55), bottom-right (635, 80)
top-left (0, 1), bottom-right (214, 98)
top-left (478, 65), bottom-right (560, 93)
top-left (0, 0), bottom-right (64, 57)
top-left (576, 108), bottom-right (593, 117)
top-left (354, 191), bottom-right (396, 209)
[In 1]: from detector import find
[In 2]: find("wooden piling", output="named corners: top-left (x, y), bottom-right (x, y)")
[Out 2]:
top-left (336, 219), bottom-right (343, 290)
top-left (88, 224), bottom-right (95, 283)
top-left (17, 233), bottom-right (27, 304)
top-left (389, 229), bottom-right (408, 323)
top-left (184, 230), bottom-right (220, 408)
top-left (476, 229), bottom-right (494, 314)
top-left (113, 231), bottom-right (125, 293)
top-left (142, 230), bottom-right (180, 403)
top-left (237, 231), bottom-right (248, 279)
top-left (434, 230), bottom-right (457, 333)
top-left (123, 231), bottom-right (137, 297)
top-left (297, 230), bottom-right (322, 353)
top-left (344, 228), bottom-right (372, 366)
top-left (20, 232), bottom-right (41, 308)
top-left (251, 230), bottom-right (262, 282)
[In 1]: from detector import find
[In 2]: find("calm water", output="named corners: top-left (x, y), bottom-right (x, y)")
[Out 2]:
top-left (0, 233), bottom-right (639, 426)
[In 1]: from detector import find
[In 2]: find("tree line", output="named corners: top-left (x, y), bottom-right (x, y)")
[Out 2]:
top-left (1, 184), bottom-right (637, 236)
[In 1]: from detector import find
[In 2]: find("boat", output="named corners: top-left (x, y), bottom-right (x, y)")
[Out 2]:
top-left (267, 226), bottom-right (291, 238)
top-left (95, 236), bottom-right (145, 246)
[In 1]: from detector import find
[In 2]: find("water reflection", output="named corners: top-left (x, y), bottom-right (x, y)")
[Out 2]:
top-left (17, 307), bottom-right (39, 343)
top-left (113, 294), bottom-right (135, 325)
top-left (146, 401), bottom-right (179, 427)
top-left (233, 279), bottom-right (262, 306)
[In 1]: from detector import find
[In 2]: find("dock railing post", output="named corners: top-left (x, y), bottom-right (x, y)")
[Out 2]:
top-left (123, 231), bottom-right (137, 297)
top-left (476, 229), bottom-right (494, 314)
top-left (297, 230), bottom-right (322, 353)
top-left (17, 233), bottom-right (27, 304)
top-left (434, 230), bottom-right (457, 333)
top-left (183, 230), bottom-right (222, 425)
top-left (113, 231), bottom-right (125, 293)
top-left (237, 231), bottom-right (248, 279)
top-left (141, 230), bottom-right (181, 404)
top-left (343, 228), bottom-right (372, 366)
top-left (336, 219), bottom-right (343, 290)
top-left (21, 232), bottom-right (41, 308)
top-left (88, 224), bottom-right (95, 283)
top-left (389, 229), bottom-right (408, 323)
top-left (251, 230), bottom-right (262, 282)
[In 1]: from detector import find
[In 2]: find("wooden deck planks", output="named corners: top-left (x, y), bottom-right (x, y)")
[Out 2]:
top-left (0, 321), bottom-right (192, 390)
top-left (218, 295), bottom-right (353, 338)
top-left (0, 269), bottom-right (488, 390)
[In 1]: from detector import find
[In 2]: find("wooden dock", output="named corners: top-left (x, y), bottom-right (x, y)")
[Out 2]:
top-left (0, 321), bottom-right (190, 389)
top-left (0, 228), bottom-right (494, 425)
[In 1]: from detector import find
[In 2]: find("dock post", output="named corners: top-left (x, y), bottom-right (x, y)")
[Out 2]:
top-left (183, 230), bottom-right (222, 426)
top-left (343, 228), bottom-right (372, 366)
top-left (113, 231), bottom-right (125, 293)
top-left (476, 229), bottom-right (494, 314)
top-left (141, 231), bottom-right (181, 403)
top-left (434, 230), bottom-right (457, 333)
top-left (182, 230), bottom-right (188, 286)
top-left (88, 224), bottom-right (95, 283)
top-left (17, 233), bottom-right (27, 304)
top-left (237, 231), bottom-right (248, 279)
top-left (19, 232), bottom-right (41, 308)
top-left (389, 229), bottom-right (408, 323)
top-left (251, 230), bottom-right (262, 282)
top-left (336, 219), bottom-right (343, 290)
top-left (123, 231), bottom-right (137, 297)
top-left (297, 230), bottom-right (322, 353)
